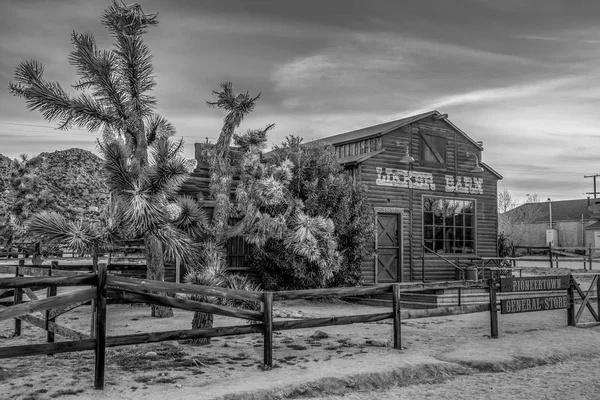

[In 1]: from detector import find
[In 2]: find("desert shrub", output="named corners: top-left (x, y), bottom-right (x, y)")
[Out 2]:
top-left (248, 137), bottom-right (375, 290)
top-left (250, 240), bottom-right (329, 290)
top-left (498, 232), bottom-right (511, 257)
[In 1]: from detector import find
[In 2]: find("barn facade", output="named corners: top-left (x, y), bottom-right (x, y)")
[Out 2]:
top-left (182, 110), bottom-right (502, 283)
top-left (316, 110), bottom-right (502, 283)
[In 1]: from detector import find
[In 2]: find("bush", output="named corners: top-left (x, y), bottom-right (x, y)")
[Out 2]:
top-left (498, 232), bottom-right (511, 257)
top-left (250, 239), bottom-right (329, 290)
top-left (249, 137), bottom-right (375, 290)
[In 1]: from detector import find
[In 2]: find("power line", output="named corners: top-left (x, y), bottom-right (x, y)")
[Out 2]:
top-left (584, 174), bottom-right (600, 199)
top-left (0, 121), bottom-right (87, 131)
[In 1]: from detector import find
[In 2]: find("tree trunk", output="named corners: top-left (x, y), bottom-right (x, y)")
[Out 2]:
top-left (145, 234), bottom-right (173, 318)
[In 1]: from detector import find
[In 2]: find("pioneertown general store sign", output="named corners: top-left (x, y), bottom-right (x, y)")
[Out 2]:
top-left (489, 275), bottom-right (574, 338)
top-left (499, 276), bottom-right (570, 315)
top-left (375, 167), bottom-right (484, 194)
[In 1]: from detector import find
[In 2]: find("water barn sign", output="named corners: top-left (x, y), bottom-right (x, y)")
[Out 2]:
top-left (375, 167), bottom-right (484, 194)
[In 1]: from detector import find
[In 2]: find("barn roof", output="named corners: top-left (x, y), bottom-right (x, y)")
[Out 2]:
top-left (504, 199), bottom-right (593, 223)
top-left (313, 110), bottom-right (502, 179)
top-left (314, 110), bottom-right (484, 151)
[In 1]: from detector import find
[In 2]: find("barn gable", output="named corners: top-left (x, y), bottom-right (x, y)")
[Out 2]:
top-left (318, 111), bottom-right (502, 283)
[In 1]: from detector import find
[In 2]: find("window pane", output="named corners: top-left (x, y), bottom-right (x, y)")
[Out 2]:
top-left (464, 202), bottom-right (473, 214)
top-left (454, 212), bottom-right (463, 226)
top-left (444, 200), bottom-right (455, 223)
top-left (455, 228), bottom-right (464, 246)
top-left (464, 241), bottom-right (474, 253)
top-left (423, 197), bottom-right (433, 212)
top-left (424, 225), bottom-right (434, 239)
top-left (424, 212), bottom-right (433, 225)
top-left (424, 226), bottom-right (434, 250)
top-left (465, 228), bottom-right (473, 241)
top-left (465, 214), bottom-right (472, 226)
top-left (433, 199), bottom-right (444, 213)
top-left (433, 210), bottom-right (443, 225)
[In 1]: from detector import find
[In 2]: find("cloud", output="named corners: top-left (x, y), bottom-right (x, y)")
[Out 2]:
top-left (405, 76), bottom-right (581, 114)
top-left (516, 35), bottom-right (562, 41)
top-left (272, 32), bottom-right (542, 115)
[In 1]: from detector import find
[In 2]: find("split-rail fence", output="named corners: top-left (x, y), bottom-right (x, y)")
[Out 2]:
top-left (0, 262), bottom-right (598, 390)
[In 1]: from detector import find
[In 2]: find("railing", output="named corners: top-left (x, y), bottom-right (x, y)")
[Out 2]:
top-left (512, 245), bottom-right (600, 270)
top-left (421, 244), bottom-right (467, 281)
top-left (0, 262), bottom-right (493, 391)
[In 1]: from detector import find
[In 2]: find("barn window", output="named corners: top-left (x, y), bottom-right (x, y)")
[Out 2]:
top-left (420, 133), bottom-right (447, 167)
top-left (344, 165), bottom-right (358, 181)
top-left (423, 197), bottom-right (475, 254)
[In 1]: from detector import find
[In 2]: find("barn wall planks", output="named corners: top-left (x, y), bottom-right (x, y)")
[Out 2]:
top-left (335, 114), bottom-right (501, 283)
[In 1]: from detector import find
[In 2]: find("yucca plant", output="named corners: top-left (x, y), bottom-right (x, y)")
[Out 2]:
top-left (183, 241), bottom-right (262, 345)
top-left (27, 207), bottom-right (121, 268)
top-left (99, 136), bottom-right (202, 317)
top-left (9, 1), bottom-right (202, 317)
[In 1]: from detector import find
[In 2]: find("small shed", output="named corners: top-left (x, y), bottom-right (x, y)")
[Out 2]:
top-left (316, 110), bottom-right (502, 282)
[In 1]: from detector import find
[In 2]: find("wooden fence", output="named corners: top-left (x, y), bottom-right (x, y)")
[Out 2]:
top-left (0, 265), bottom-right (598, 391)
top-left (512, 245), bottom-right (600, 270)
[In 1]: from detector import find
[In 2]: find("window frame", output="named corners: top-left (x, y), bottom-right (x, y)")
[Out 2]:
top-left (421, 195), bottom-right (477, 255)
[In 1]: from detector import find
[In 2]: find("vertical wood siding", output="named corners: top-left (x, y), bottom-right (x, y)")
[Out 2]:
top-left (340, 117), bottom-right (500, 283)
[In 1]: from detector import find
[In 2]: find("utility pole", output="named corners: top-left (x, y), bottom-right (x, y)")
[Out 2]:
top-left (584, 174), bottom-right (600, 198)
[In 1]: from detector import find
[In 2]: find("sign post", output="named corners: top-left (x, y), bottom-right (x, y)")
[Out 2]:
top-left (489, 278), bottom-right (498, 338)
top-left (491, 275), bottom-right (574, 336)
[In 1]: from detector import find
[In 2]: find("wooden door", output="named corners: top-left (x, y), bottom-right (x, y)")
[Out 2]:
top-left (376, 213), bottom-right (402, 282)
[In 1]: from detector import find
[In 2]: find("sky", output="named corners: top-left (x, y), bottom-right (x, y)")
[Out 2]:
top-left (1, 0), bottom-right (600, 203)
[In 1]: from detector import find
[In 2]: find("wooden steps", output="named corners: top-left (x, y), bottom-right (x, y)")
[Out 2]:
top-left (354, 287), bottom-right (599, 309)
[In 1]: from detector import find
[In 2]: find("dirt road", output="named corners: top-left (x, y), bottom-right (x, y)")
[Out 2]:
top-left (2, 265), bottom-right (600, 399)
top-left (309, 357), bottom-right (600, 400)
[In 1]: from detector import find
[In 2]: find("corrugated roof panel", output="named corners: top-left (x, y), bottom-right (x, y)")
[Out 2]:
top-left (504, 199), bottom-right (592, 222)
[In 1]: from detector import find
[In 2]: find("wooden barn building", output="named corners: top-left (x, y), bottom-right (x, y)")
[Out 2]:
top-left (316, 110), bottom-right (503, 283)
top-left (182, 110), bottom-right (502, 284)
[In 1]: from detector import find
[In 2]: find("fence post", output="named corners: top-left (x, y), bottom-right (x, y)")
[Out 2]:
top-left (596, 275), bottom-right (600, 322)
top-left (262, 292), bottom-right (273, 368)
top-left (46, 261), bottom-right (58, 345)
top-left (392, 284), bottom-right (402, 349)
top-left (548, 243), bottom-right (553, 268)
top-left (91, 253), bottom-right (98, 337)
top-left (489, 278), bottom-right (498, 338)
top-left (567, 276), bottom-right (575, 327)
top-left (13, 260), bottom-right (24, 336)
top-left (94, 263), bottom-right (108, 390)
top-left (590, 246), bottom-right (593, 270)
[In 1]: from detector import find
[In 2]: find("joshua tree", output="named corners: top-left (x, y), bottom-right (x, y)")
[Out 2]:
top-left (9, 1), bottom-right (194, 317)
top-left (183, 84), bottom-right (341, 341)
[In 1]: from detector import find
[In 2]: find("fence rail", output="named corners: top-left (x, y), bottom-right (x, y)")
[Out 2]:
top-left (1, 265), bottom-right (598, 391)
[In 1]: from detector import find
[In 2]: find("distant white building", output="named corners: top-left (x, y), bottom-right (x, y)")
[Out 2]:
top-left (501, 198), bottom-right (600, 248)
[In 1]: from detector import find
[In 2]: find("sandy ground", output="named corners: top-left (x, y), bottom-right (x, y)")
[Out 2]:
top-left (310, 357), bottom-right (600, 400)
top-left (1, 263), bottom-right (600, 399)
